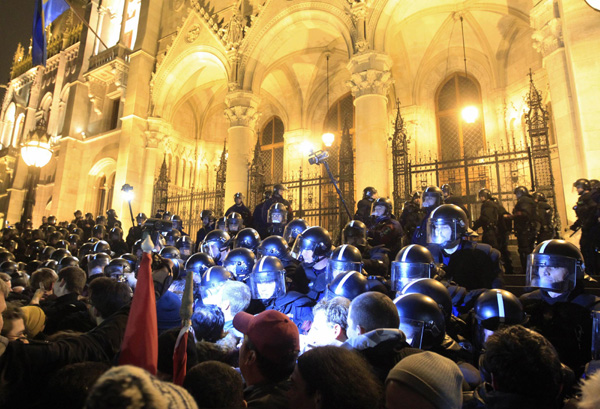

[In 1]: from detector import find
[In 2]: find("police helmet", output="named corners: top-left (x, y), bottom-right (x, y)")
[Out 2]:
top-left (162, 211), bottom-right (172, 221)
top-left (78, 242), bottom-right (95, 260)
top-left (44, 259), bottom-right (59, 271)
top-left (267, 203), bottom-right (288, 224)
top-left (326, 244), bottom-right (363, 283)
top-left (273, 183), bottom-right (287, 193)
top-left (175, 236), bottom-right (193, 258)
top-left (50, 248), bottom-right (71, 263)
top-left (342, 220), bottom-right (368, 247)
top-left (441, 184), bottom-right (451, 196)
top-left (54, 240), bottom-right (69, 250)
top-left (185, 252), bottom-right (216, 278)
top-left (201, 230), bottom-right (230, 262)
top-left (393, 293), bottom-right (446, 349)
top-left (591, 179), bottom-right (600, 190)
top-left (47, 215), bottom-right (57, 226)
top-left (87, 253), bottom-right (112, 272)
top-left (27, 240), bottom-right (46, 259)
top-left (513, 186), bottom-right (529, 198)
top-left (573, 178), bottom-right (591, 192)
top-left (478, 188), bottom-right (492, 201)
top-left (426, 204), bottom-right (468, 249)
top-left (257, 236), bottom-right (290, 259)
top-left (234, 192), bottom-right (244, 201)
top-left (170, 214), bottom-right (183, 230)
top-left (401, 278), bottom-right (452, 321)
top-left (120, 253), bottom-right (138, 273)
top-left (370, 197), bottom-right (393, 217)
top-left (200, 266), bottom-right (233, 304)
top-left (222, 248), bottom-right (256, 281)
top-left (326, 271), bottom-right (368, 301)
top-left (215, 217), bottom-right (228, 232)
top-left (136, 213), bottom-right (147, 224)
top-left (263, 190), bottom-right (272, 201)
top-left (291, 226), bottom-right (332, 264)
top-left (249, 256), bottom-right (286, 300)
top-left (226, 212), bottom-right (244, 231)
top-left (48, 231), bottom-right (63, 244)
top-left (422, 186), bottom-right (444, 209)
top-left (363, 187), bottom-right (378, 199)
top-left (109, 227), bottom-right (123, 239)
top-left (532, 192), bottom-right (546, 202)
top-left (93, 240), bottom-right (113, 256)
top-left (474, 289), bottom-right (526, 331)
top-left (233, 228), bottom-right (262, 252)
top-left (526, 239), bottom-right (584, 294)
top-left (164, 229), bottom-right (181, 246)
top-left (201, 210), bottom-right (214, 220)
top-left (391, 244), bottom-right (436, 291)
top-left (92, 224), bottom-right (106, 239)
top-left (96, 215), bottom-right (106, 225)
top-left (0, 261), bottom-right (19, 275)
top-left (40, 246), bottom-right (56, 261)
top-left (159, 246), bottom-right (181, 260)
top-left (104, 258), bottom-right (133, 282)
top-left (44, 225), bottom-right (57, 236)
top-left (57, 256), bottom-right (80, 273)
top-left (283, 219), bottom-right (308, 245)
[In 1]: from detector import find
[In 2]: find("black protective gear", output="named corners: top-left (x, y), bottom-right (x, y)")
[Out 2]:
top-left (234, 192), bottom-right (244, 201)
top-left (222, 247), bottom-right (256, 280)
top-left (226, 212), bottom-right (244, 231)
top-left (215, 217), bottom-right (228, 232)
top-left (573, 178), bottom-right (591, 192)
top-left (402, 279), bottom-right (453, 321)
top-left (426, 204), bottom-right (469, 249)
top-left (87, 252), bottom-right (111, 272)
top-left (233, 228), bottom-right (262, 252)
top-left (50, 248), bottom-right (71, 262)
top-left (136, 212), bottom-right (148, 222)
top-left (54, 239), bottom-right (69, 250)
top-left (370, 197), bottom-right (393, 217)
top-left (47, 215), bottom-right (57, 226)
top-left (164, 229), bottom-right (181, 246)
top-left (104, 258), bottom-right (134, 281)
top-left (283, 218), bottom-right (308, 245)
top-left (184, 252), bottom-right (216, 277)
top-left (325, 271), bottom-right (368, 301)
top-left (363, 186), bottom-right (378, 199)
top-left (257, 235), bottom-right (290, 259)
top-left (526, 239), bottom-right (584, 294)
top-left (96, 215), bottom-right (106, 225)
top-left (175, 235), bottom-right (193, 259)
top-left (267, 202), bottom-right (288, 224)
top-left (473, 196), bottom-right (500, 249)
top-left (162, 211), bottom-right (172, 220)
top-left (478, 188), bottom-right (492, 201)
top-left (391, 244), bottom-right (436, 291)
top-left (422, 186), bottom-right (444, 209)
top-left (513, 192), bottom-right (539, 270)
top-left (159, 245), bottom-right (181, 260)
top-left (0, 261), bottom-right (18, 275)
top-left (291, 226), bottom-right (332, 265)
top-left (532, 192), bottom-right (546, 202)
top-left (92, 224), bottom-right (106, 239)
top-left (513, 185), bottom-right (529, 198)
top-left (201, 230), bottom-right (230, 262)
top-left (77, 242), bottom-right (95, 260)
top-left (120, 253), bottom-right (138, 272)
top-left (273, 183), bottom-right (287, 193)
top-left (201, 210), bottom-right (214, 220)
top-left (40, 246), bottom-right (56, 261)
top-left (170, 214), bottom-right (183, 230)
top-left (474, 289), bottom-right (526, 330)
top-left (67, 234), bottom-right (80, 245)
top-left (93, 240), bottom-right (113, 256)
top-left (200, 266), bottom-right (233, 304)
top-left (393, 292), bottom-right (446, 349)
top-left (441, 184), bottom-right (451, 196)
top-left (57, 256), bottom-right (80, 272)
top-left (249, 256), bottom-right (287, 300)
top-left (342, 220), bottom-right (368, 247)
top-left (326, 244), bottom-right (363, 283)
top-left (44, 259), bottom-right (59, 271)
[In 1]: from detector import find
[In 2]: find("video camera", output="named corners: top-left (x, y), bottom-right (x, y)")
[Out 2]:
top-left (308, 150), bottom-right (330, 165)
top-left (142, 218), bottom-right (173, 233)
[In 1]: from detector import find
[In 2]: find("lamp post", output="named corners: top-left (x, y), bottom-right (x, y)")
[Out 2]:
top-left (20, 118), bottom-right (53, 225)
top-left (121, 183), bottom-right (135, 227)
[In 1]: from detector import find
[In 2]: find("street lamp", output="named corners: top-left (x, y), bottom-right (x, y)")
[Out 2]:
top-left (322, 132), bottom-right (335, 148)
top-left (20, 118), bottom-right (53, 225)
top-left (121, 183), bottom-right (135, 227)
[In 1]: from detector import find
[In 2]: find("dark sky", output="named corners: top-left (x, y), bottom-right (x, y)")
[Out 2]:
top-left (0, 2), bottom-right (36, 101)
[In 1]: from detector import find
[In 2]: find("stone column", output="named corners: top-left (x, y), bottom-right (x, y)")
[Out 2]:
top-left (223, 91), bottom-right (260, 209)
top-left (530, 0), bottom-right (586, 226)
top-left (347, 51), bottom-right (393, 200)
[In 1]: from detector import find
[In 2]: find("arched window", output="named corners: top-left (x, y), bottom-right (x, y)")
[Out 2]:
top-left (323, 93), bottom-right (355, 175)
top-left (1, 103), bottom-right (16, 148)
top-left (95, 172), bottom-right (115, 216)
top-left (260, 117), bottom-right (284, 185)
top-left (436, 74), bottom-right (485, 160)
top-left (11, 114), bottom-right (25, 148)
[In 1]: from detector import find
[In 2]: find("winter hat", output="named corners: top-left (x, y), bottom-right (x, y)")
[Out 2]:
top-left (20, 306), bottom-right (46, 338)
top-left (85, 365), bottom-right (198, 409)
top-left (156, 290), bottom-right (182, 333)
top-left (386, 351), bottom-right (463, 409)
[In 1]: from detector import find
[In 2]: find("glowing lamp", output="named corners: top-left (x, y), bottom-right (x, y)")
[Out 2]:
top-left (461, 106), bottom-right (479, 123)
top-left (121, 184), bottom-right (134, 202)
top-left (322, 132), bottom-right (335, 147)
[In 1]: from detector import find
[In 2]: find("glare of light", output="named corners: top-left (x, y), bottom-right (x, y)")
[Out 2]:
top-left (21, 141), bottom-right (53, 167)
top-left (321, 132), bottom-right (335, 147)
top-left (462, 106), bottom-right (479, 123)
top-left (75, 127), bottom-right (82, 134)
top-left (121, 184), bottom-right (134, 202)
top-left (300, 141), bottom-right (315, 155)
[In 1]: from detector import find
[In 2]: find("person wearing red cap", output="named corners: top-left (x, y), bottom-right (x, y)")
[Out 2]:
top-left (233, 309), bottom-right (300, 409)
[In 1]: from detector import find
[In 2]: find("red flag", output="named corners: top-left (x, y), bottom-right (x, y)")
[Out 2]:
top-left (119, 251), bottom-right (158, 374)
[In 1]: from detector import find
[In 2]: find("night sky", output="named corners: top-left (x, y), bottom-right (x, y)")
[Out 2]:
top-left (0, 2), bottom-right (36, 101)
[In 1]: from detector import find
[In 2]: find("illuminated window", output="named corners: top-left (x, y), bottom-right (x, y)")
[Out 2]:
top-left (123, 0), bottom-right (142, 49)
top-left (323, 93), bottom-right (355, 175)
top-left (436, 74), bottom-right (485, 160)
top-left (260, 117), bottom-right (284, 185)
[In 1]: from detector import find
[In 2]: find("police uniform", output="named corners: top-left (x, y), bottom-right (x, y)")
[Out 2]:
top-left (226, 203), bottom-right (252, 228)
top-left (472, 198), bottom-right (500, 250)
top-left (512, 194), bottom-right (538, 271)
top-left (400, 200), bottom-right (424, 247)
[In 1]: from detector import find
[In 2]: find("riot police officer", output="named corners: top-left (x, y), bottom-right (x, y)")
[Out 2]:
top-left (171, 214), bottom-right (188, 236)
top-left (341, 220), bottom-right (389, 277)
top-left (472, 188), bottom-right (500, 249)
top-left (263, 183), bottom-right (293, 224)
top-left (226, 212), bottom-right (244, 234)
top-left (441, 184), bottom-right (468, 217)
top-left (267, 202), bottom-right (288, 236)
top-left (221, 247), bottom-right (256, 282)
top-left (195, 210), bottom-right (216, 251)
top-left (571, 178), bottom-right (599, 275)
top-left (200, 230), bottom-right (230, 265)
top-left (291, 226), bottom-right (333, 299)
top-left (533, 192), bottom-right (555, 243)
top-left (252, 190), bottom-right (272, 239)
top-left (233, 227), bottom-right (262, 254)
top-left (225, 192), bottom-right (252, 228)
top-left (400, 191), bottom-right (424, 247)
top-left (512, 186), bottom-right (538, 271)
top-left (367, 198), bottom-right (402, 259)
top-left (354, 187), bottom-right (378, 224)
top-left (412, 186), bottom-right (444, 246)
top-left (126, 212), bottom-right (146, 249)
top-left (390, 244), bottom-right (438, 293)
top-left (283, 218), bottom-right (308, 247)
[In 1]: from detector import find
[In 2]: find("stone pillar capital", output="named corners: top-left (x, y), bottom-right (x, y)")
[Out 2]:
top-left (346, 52), bottom-right (393, 99)
top-left (224, 91), bottom-right (261, 128)
top-left (530, 0), bottom-right (563, 57)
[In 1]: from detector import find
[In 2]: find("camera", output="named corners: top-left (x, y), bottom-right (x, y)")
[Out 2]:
top-left (308, 150), bottom-right (330, 165)
top-left (143, 218), bottom-right (173, 233)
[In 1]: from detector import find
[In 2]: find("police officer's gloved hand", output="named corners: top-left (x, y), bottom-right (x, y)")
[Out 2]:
top-left (569, 224), bottom-right (578, 231)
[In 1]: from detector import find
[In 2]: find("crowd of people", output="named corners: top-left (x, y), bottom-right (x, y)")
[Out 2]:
top-left (0, 178), bottom-right (599, 408)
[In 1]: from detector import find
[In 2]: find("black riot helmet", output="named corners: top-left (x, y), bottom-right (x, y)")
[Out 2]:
top-left (342, 220), bottom-right (368, 247)
top-left (78, 242), bottom-right (95, 260)
top-left (200, 266), bottom-right (233, 305)
top-left (226, 212), bottom-right (244, 232)
top-left (162, 211), bottom-right (172, 221)
top-left (40, 246), bottom-right (56, 261)
top-left (215, 217), bottom-right (228, 232)
top-left (87, 252), bottom-right (112, 273)
top-left (273, 184), bottom-right (287, 195)
top-left (27, 240), bottom-right (46, 259)
top-left (590, 179), bottom-right (600, 190)
top-left (393, 293), bottom-right (446, 350)
top-left (201, 210), bottom-right (214, 221)
top-left (326, 271), bottom-right (368, 301)
top-left (326, 244), bottom-right (363, 283)
top-left (267, 203), bottom-right (288, 224)
top-left (200, 230), bottom-right (230, 262)
top-left (233, 228), bottom-right (262, 253)
top-left (222, 248), bottom-right (256, 281)
top-left (170, 214), bottom-right (183, 230)
top-left (136, 213), bottom-right (147, 226)
top-left (105, 258), bottom-right (134, 282)
top-left (526, 239), bottom-right (584, 294)
top-left (391, 244), bottom-right (436, 291)
top-left (441, 184), bottom-right (451, 197)
top-left (422, 186), bottom-right (444, 210)
top-left (92, 224), bottom-right (106, 239)
top-left (478, 188), bottom-right (492, 201)
top-left (47, 215), bottom-right (57, 226)
top-left (93, 240), bottom-right (113, 257)
top-left (54, 239), bottom-right (69, 250)
top-left (283, 219), bottom-right (308, 245)
top-left (175, 236), bottom-right (193, 258)
top-left (291, 226), bottom-right (332, 265)
top-left (109, 227), bottom-right (123, 240)
top-left (96, 215), bottom-right (106, 226)
top-left (50, 248), bottom-right (71, 263)
top-left (57, 256), bottom-right (80, 273)
top-left (513, 186), bottom-right (529, 198)
top-left (159, 246), bottom-right (181, 260)
top-left (257, 236), bottom-right (290, 259)
top-left (234, 192), bottom-right (244, 202)
top-left (164, 229), bottom-right (181, 247)
top-left (573, 178), bottom-right (591, 192)
top-left (363, 187), bottom-right (378, 200)
top-left (249, 256), bottom-right (286, 300)
top-left (0, 261), bottom-right (19, 275)
top-left (44, 259), bottom-right (59, 271)
top-left (473, 289), bottom-right (527, 348)
top-left (120, 253), bottom-right (138, 273)
top-left (402, 278), bottom-right (452, 321)
top-left (370, 197), bottom-right (392, 217)
top-left (426, 204), bottom-right (468, 249)
top-left (263, 190), bottom-right (272, 201)
top-left (532, 192), bottom-right (546, 202)
top-left (184, 252), bottom-right (216, 278)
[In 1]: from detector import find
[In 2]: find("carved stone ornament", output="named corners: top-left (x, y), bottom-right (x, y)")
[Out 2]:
top-left (531, 18), bottom-right (563, 56)
top-left (347, 69), bottom-right (393, 99)
top-left (187, 24), bottom-right (202, 43)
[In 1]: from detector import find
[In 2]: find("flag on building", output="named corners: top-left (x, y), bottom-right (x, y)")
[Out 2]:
top-left (32, 0), bottom-right (71, 66)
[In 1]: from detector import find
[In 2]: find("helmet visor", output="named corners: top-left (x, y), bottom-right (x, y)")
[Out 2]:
top-left (390, 262), bottom-right (432, 291)
top-left (326, 260), bottom-right (362, 283)
top-left (250, 271), bottom-right (286, 300)
top-left (426, 219), bottom-right (460, 247)
top-left (291, 235), bottom-right (318, 261)
top-left (201, 242), bottom-right (223, 261)
top-left (398, 317), bottom-right (425, 349)
top-left (526, 253), bottom-right (577, 293)
top-left (268, 211), bottom-right (287, 224)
